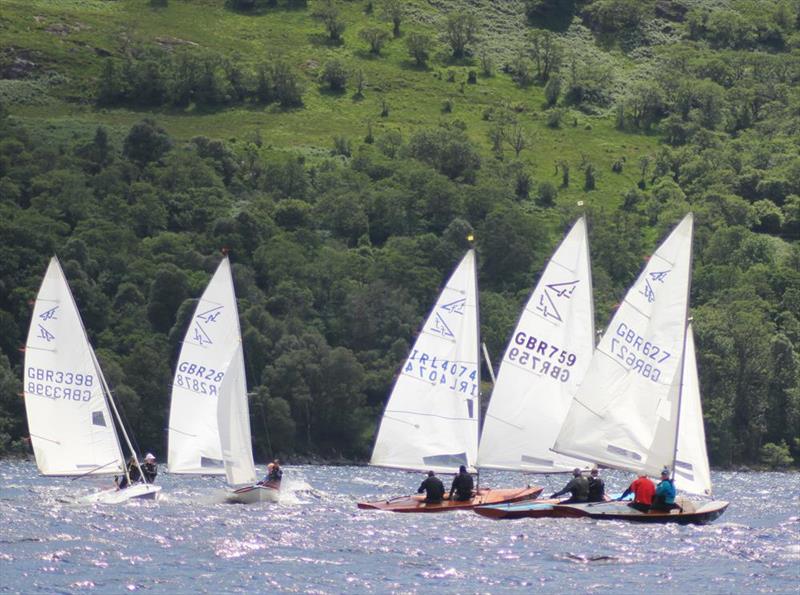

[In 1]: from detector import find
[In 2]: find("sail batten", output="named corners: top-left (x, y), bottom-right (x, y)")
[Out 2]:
top-left (553, 213), bottom-right (695, 479)
top-left (370, 251), bottom-right (480, 473)
top-left (477, 218), bottom-right (595, 473)
top-left (23, 257), bottom-right (125, 477)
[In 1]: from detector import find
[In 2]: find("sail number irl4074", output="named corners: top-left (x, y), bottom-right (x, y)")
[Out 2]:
top-left (506, 331), bottom-right (577, 383)
top-left (403, 350), bottom-right (477, 396)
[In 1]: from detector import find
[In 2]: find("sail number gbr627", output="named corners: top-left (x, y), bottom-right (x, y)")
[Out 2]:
top-left (506, 332), bottom-right (577, 383)
top-left (608, 322), bottom-right (670, 382)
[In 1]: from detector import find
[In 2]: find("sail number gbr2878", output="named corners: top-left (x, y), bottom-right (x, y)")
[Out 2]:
top-left (505, 331), bottom-right (577, 383)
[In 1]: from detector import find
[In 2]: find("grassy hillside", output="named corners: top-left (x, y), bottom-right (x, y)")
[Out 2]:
top-left (2, 0), bottom-right (654, 207)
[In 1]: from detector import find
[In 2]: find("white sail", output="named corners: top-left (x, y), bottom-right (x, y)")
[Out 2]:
top-left (23, 257), bottom-right (125, 476)
top-left (217, 343), bottom-right (257, 487)
top-left (370, 250), bottom-right (480, 474)
top-left (553, 213), bottom-right (694, 477)
top-left (477, 218), bottom-right (595, 472)
top-left (168, 257), bottom-right (242, 475)
top-left (674, 325), bottom-right (712, 495)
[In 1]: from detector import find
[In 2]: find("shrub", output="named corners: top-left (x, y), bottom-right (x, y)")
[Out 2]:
top-left (321, 59), bottom-right (348, 91)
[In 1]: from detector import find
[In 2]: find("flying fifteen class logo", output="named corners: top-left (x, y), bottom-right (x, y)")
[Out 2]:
top-left (36, 306), bottom-right (58, 342)
top-left (428, 298), bottom-right (465, 339)
top-left (640, 270), bottom-right (670, 304)
top-left (536, 280), bottom-right (579, 322)
top-left (192, 305), bottom-right (224, 345)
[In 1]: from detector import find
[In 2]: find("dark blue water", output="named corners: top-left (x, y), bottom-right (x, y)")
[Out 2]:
top-left (0, 461), bottom-right (797, 593)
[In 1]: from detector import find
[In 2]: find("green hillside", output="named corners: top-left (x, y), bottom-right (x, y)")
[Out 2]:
top-left (0, 0), bottom-right (798, 468)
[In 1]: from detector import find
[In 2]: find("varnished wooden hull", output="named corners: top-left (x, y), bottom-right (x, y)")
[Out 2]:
top-left (357, 486), bottom-right (542, 513)
top-left (473, 498), bottom-right (568, 519)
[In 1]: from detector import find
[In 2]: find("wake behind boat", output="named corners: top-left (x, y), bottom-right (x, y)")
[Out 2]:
top-left (23, 257), bottom-right (161, 504)
top-left (357, 248), bottom-right (540, 512)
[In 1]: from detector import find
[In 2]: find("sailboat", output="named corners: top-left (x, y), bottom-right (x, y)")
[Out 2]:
top-left (357, 249), bottom-right (542, 512)
top-left (23, 257), bottom-right (161, 504)
top-left (473, 217), bottom-right (599, 520)
top-left (167, 256), bottom-right (276, 504)
top-left (548, 212), bottom-right (728, 523)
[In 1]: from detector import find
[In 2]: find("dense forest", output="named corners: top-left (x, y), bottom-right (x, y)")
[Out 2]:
top-left (0, 0), bottom-right (797, 468)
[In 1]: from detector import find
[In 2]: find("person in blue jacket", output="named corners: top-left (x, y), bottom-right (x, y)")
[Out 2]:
top-left (652, 468), bottom-right (682, 512)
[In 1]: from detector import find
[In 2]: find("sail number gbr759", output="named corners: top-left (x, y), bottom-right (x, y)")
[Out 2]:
top-left (505, 331), bottom-right (577, 383)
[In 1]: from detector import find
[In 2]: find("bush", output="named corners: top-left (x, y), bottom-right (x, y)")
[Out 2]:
top-left (321, 59), bottom-right (348, 91)
top-left (760, 441), bottom-right (794, 469)
top-left (537, 181), bottom-right (557, 206)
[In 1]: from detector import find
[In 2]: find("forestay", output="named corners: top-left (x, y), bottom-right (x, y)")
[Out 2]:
top-left (370, 250), bottom-right (480, 474)
top-left (23, 257), bottom-right (125, 476)
top-left (674, 325), bottom-right (712, 495)
top-left (477, 218), bottom-right (595, 472)
top-left (217, 343), bottom-right (257, 487)
top-left (553, 213), bottom-right (694, 477)
top-left (168, 257), bottom-right (241, 475)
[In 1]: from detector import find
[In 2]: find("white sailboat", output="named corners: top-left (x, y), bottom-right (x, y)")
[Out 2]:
top-left (167, 256), bottom-right (276, 504)
top-left (23, 257), bottom-right (160, 504)
top-left (551, 213), bottom-right (728, 522)
top-left (477, 217), bottom-right (595, 473)
top-left (359, 249), bottom-right (541, 512)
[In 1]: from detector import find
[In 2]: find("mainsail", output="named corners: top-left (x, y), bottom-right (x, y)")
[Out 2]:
top-left (553, 213), bottom-right (694, 478)
top-left (370, 250), bottom-right (480, 474)
top-left (477, 217), bottom-right (595, 472)
top-left (217, 343), bottom-right (257, 487)
top-left (23, 257), bottom-right (125, 476)
top-left (168, 256), bottom-right (244, 475)
top-left (674, 324), bottom-right (712, 495)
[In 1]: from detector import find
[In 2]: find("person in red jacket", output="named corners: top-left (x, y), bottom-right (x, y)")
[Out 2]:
top-left (619, 473), bottom-right (656, 512)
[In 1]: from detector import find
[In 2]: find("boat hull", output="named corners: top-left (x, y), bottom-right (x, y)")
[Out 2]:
top-left (473, 498), bottom-right (570, 519)
top-left (78, 483), bottom-right (162, 504)
top-left (226, 481), bottom-right (280, 504)
top-left (553, 499), bottom-right (730, 525)
top-left (357, 486), bottom-right (542, 513)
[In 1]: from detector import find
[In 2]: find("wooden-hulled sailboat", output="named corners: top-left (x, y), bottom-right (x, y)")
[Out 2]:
top-left (357, 249), bottom-right (541, 512)
top-left (167, 256), bottom-right (277, 504)
top-left (549, 213), bottom-right (728, 524)
top-left (23, 257), bottom-right (161, 504)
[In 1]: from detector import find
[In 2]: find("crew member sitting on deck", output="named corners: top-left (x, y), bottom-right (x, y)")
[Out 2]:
top-left (448, 465), bottom-right (474, 502)
top-left (549, 468), bottom-right (589, 503)
top-left (417, 470), bottom-right (445, 504)
top-left (116, 455), bottom-right (141, 490)
top-left (587, 467), bottom-right (605, 502)
top-left (651, 468), bottom-right (682, 512)
top-left (141, 453), bottom-right (158, 484)
top-left (619, 473), bottom-right (656, 512)
top-left (259, 459), bottom-right (283, 484)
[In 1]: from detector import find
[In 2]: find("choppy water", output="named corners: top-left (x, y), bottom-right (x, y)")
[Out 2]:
top-left (0, 462), bottom-right (798, 594)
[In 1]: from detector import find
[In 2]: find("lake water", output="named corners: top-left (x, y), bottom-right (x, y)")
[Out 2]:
top-left (1, 461), bottom-right (798, 593)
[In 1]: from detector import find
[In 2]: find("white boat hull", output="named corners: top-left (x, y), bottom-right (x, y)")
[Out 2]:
top-left (226, 482), bottom-right (280, 504)
top-left (78, 483), bottom-right (162, 504)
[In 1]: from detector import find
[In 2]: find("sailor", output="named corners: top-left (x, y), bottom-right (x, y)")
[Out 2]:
top-left (619, 473), bottom-right (656, 512)
top-left (549, 468), bottom-right (589, 503)
top-left (652, 468), bottom-right (682, 512)
top-left (448, 465), bottom-right (474, 502)
top-left (417, 470), bottom-right (445, 504)
top-left (267, 459), bottom-right (283, 482)
top-left (587, 467), bottom-right (605, 502)
top-left (116, 455), bottom-right (142, 490)
top-left (141, 453), bottom-right (158, 484)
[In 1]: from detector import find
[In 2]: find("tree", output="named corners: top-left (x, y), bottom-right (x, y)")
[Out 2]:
top-left (270, 60), bottom-right (304, 107)
top-left (359, 27), bottom-right (390, 55)
top-left (382, 0), bottom-right (403, 37)
top-left (146, 264), bottom-right (190, 334)
top-left (321, 59), bottom-right (348, 91)
top-left (97, 59), bottom-right (125, 106)
top-left (444, 13), bottom-right (478, 58)
top-left (506, 124), bottom-right (527, 158)
top-left (122, 118), bottom-right (172, 166)
top-left (314, 0), bottom-right (346, 42)
top-left (406, 32), bottom-right (433, 67)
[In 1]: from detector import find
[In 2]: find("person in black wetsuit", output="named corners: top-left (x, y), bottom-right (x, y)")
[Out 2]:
top-left (259, 459), bottom-right (283, 485)
top-left (116, 456), bottom-right (141, 490)
top-left (587, 467), bottom-right (605, 502)
top-left (449, 465), bottom-right (474, 501)
top-left (549, 468), bottom-right (589, 503)
top-left (417, 470), bottom-right (445, 504)
top-left (141, 453), bottom-right (158, 484)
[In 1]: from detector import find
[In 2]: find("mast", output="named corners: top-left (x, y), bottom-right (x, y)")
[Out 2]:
top-left (469, 235), bottom-right (481, 486)
top-left (670, 213), bottom-right (694, 481)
